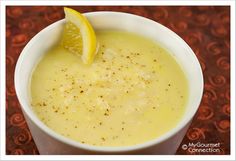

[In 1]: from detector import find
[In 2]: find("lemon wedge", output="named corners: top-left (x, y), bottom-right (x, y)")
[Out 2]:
top-left (61, 7), bottom-right (97, 64)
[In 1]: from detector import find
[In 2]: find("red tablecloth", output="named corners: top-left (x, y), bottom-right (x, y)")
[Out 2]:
top-left (6, 6), bottom-right (230, 155)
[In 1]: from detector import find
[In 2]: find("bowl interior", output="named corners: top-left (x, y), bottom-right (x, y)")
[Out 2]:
top-left (15, 12), bottom-right (203, 152)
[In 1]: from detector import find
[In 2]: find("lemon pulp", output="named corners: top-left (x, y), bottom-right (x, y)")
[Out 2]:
top-left (61, 7), bottom-right (97, 64)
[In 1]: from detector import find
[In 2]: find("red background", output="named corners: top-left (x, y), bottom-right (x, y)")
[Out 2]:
top-left (6, 6), bottom-right (230, 155)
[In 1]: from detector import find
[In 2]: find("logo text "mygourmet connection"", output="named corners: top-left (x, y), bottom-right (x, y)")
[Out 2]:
top-left (181, 142), bottom-right (221, 153)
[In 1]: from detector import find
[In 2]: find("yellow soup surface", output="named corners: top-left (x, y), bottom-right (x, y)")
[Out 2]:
top-left (30, 30), bottom-right (188, 147)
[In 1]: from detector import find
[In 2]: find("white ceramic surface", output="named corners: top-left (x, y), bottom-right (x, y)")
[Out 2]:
top-left (14, 12), bottom-right (204, 154)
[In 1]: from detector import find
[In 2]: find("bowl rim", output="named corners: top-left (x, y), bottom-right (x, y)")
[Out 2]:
top-left (14, 11), bottom-right (204, 153)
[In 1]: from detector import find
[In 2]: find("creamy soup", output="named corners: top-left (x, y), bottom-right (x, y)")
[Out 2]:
top-left (30, 30), bottom-right (188, 147)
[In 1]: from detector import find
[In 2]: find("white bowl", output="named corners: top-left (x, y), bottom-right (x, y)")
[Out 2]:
top-left (14, 11), bottom-right (203, 154)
